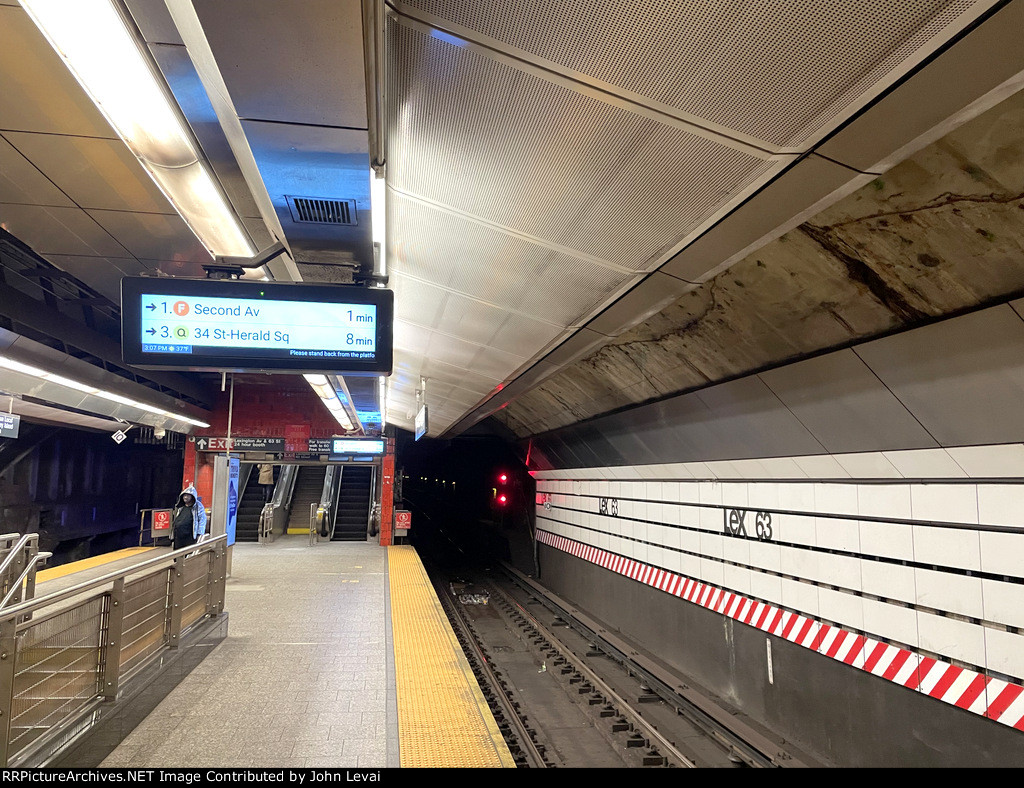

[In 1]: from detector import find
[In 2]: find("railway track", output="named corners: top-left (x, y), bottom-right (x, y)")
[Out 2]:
top-left (428, 560), bottom-right (818, 768)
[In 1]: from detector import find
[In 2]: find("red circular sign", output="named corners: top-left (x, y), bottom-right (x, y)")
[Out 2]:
top-left (153, 510), bottom-right (171, 531)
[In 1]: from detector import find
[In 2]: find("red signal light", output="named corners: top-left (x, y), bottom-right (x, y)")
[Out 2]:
top-left (497, 494), bottom-right (508, 505)
top-left (498, 473), bottom-right (508, 483)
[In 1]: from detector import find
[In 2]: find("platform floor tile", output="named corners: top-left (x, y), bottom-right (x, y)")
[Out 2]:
top-left (388, 545), bottom-right (515, 768)
top-left (98, 537), bottom-right (396, 768)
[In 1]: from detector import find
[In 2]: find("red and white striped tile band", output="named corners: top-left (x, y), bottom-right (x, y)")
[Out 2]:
top-left (536, 529), bottom-right (1024, 732)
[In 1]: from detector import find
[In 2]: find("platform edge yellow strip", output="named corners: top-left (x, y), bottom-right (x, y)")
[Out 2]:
top-left (388, 545), bottom-right (515, 768)
top-left (36, 547), bottom-right (156, 582)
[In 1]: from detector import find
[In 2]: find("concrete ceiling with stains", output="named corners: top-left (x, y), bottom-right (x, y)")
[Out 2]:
top-left (494, 89), bottom-right (1024, 438)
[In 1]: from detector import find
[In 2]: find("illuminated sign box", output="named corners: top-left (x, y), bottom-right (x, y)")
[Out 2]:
top-left (121, 277), bottom-right (393, 374)
top-left (415, 404), bottom-right (428, 441)
top-left (332, 438), bottom-right (384, 455)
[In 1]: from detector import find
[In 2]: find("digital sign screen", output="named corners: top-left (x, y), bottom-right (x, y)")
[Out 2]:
top-left (122, 278), bottom-right (393, 374)
top-left (332, 438), bottom-right (384, 455)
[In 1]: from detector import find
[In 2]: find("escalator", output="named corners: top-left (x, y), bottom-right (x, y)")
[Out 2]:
top-left (332, 466), bottom-right (372, 541)
top-left (287, 466), bottom-right (328, 534)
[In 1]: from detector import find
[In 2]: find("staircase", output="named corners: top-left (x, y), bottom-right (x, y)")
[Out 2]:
top-left (332, 466), bottom-right (373, 541)
top-left (235, 466), bottom-right (269, 543)
top-left (287, 466), bottom-right (327, 534)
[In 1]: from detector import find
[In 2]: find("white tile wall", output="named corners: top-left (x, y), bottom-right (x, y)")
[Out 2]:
top-left (779, 513), bottom-right (816, 546)
top-left (815, 517), bottom-right (861, 552)
top-left (817, 553), bottom-right (862, 591)
top-left (818, 588), bottom-right (864, 632)
top-left (747, 540), bottom-right (781, 573)
top-left (834, 452), bottom-right (903, 478)
top-left (747, 482), bottom-right (781, 511)
top-left (759, 457), bottom-right (812, 478)
top-left (721, 534), bottom-right (750, 566)
top-left (977, 484), bottom-right (1024, 528)
top-left (946, 444), bottom-right (1024, 478)
top-left (910, 484), bottom-right (978, 525)
top-left (984, 628), bottom-right (1024, 682)
top-left (649, 523), bottom-right (677, 551)
top-left (678, 529), bottom-right (702, 553)
top-left (815, 483), bottom-right (859, 516)
top-left (545, 467), bottom-right (1024, 678)
top-left (679, 483), bottom-right (701, 505)
top-left (883, 448), bottom-right (968, 479)
top-left (683, 462), bottom-right (715, 479)
top-left (781, 577), bottom-right (820, 617)
top-left (859, 521), bottom-right (915, 561)
top-left (698, 505), bottom-right (722, 533)
top-left (862, 598), bottom-right (919, 646)
top-left (679, 552), bottom-right (701, 579)
top-left (722, 484), bottom-right (749, 508)
top-left (912, 525), bottom-right (981, 570)
top-left (779, 544), bottom-right (819, 580)
top-left (978, 530), bottom-right (1024, 578)
top-left (699, 482), bottom-right (723, 505)
top-left (860, 560), bottom-right (916, 605)
top-left (917, 611), bottom-right (986, 667)
top-left (779, 484), bottom-right (816, 513)
top-left (723, 562), bottom-right (752, 595)
top-left (699, 530), bottom-right (724, 560)
top-left (678, 504), bottom-right (701, 528)
top-left (857, 484), bottom-right (912, 519)
top-left (749, 571), bottom-right (783, 606)
top-left (914, 569), bottom-right (984, 619)
top-left (699, 557), bottom-right (725, 588)
top-left (792, 454), bottom-right (852, 479)
top-left (982, 579), bottom-right (1024, 629)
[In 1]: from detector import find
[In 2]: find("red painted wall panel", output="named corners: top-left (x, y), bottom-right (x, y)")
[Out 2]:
top-left (182, 374), bottom-right (347, 502)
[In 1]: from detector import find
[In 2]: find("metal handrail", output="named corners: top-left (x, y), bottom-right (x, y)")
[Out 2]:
top-left (1, 536), bottom-right (225, 623)
top-left (258, 503), bottom-right (274, 545)
top-left (0, 536), bottom-right (227, 767)
top-left (0, 534), bottom-right (45, 615)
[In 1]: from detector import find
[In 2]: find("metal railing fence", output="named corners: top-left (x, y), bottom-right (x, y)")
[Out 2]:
top-left (0, 536), bottom-right (227, 766)
top-left (0, 534), bottom-right (50, 620)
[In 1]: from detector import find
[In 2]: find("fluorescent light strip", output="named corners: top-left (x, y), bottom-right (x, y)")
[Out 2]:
top-left (303, 374), bottom-right (354, 431)
top-left (19, 0), bottom-right (254, 259)
top-left (0, 355), bottom-right (210, 428)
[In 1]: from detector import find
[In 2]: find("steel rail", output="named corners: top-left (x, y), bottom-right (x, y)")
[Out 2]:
top-left (487, 580), bottom-right (698, 768)
top-left (501, 563), bottom-right (812, 768)
top-left (429, 573), bottom-right (547, 769)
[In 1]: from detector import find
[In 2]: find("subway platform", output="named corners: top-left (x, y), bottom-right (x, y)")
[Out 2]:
top-left (38, 537), bottom-right (512, 769)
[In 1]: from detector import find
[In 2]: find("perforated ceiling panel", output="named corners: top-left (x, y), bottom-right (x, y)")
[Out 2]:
top-left (387, 19), bottom-right (780, 270)
top-left (395, 0), bottom-right (995, 149)
top-left (390, 192), bottom-right (631, 326)
top-left (381, 0), bottom-right (1002, 436)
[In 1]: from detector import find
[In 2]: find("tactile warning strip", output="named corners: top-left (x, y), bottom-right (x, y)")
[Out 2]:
top-left (388, 545), bottom-right (515, 767)
top-left (36, 546), bottom-right (155, 582)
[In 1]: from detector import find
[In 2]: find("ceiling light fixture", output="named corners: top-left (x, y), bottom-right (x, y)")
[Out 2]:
top-left (370, 170), bottom-right (386, 277)
top-left (0, 355), bottom-right (211, 428)
top-left (18, 0), bottom-right (254, 259)
top-left (303, 374), bottom-right (354, 431)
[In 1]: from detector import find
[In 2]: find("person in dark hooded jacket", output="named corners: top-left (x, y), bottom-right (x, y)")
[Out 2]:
top-left (171, 484), bottom-right (207, 550)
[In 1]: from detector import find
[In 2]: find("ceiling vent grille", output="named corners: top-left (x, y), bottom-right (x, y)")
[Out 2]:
top-left (286, 196), bottom-right (358, 225)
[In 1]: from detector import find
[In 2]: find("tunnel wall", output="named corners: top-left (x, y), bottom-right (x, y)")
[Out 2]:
top-left (537, 543), bottom-right (1024, 766)
top-left (527, 299), bottom-right (1024, 764)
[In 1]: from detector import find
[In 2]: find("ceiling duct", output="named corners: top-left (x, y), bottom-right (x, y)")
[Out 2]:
top-left (286, 196), bottom-right (359, 226)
